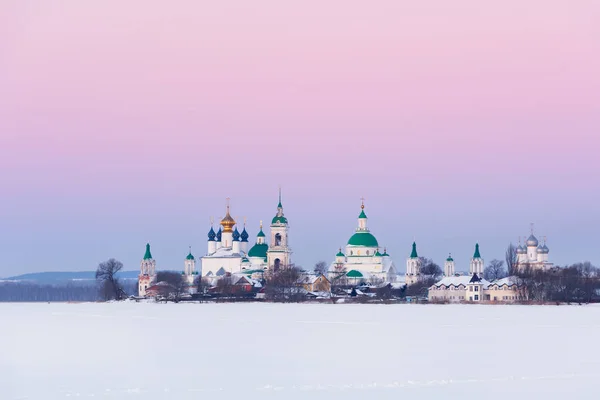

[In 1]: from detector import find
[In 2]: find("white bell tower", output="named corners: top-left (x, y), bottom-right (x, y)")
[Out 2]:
top-left (444, 254), bottom-right (455, 277)
top-left (267, 188), bottom-right (292, 271)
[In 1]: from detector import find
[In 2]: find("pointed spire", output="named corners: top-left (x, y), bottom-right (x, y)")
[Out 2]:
top-left (278, 186), bottom-right (283, 208)
top-left (358, 197), bottom-right (367, 219)
top-left (410, 242), bottom-right (418, 258)
top-left (143, 243), bottom-right (152, 260)
top-left (473, 243), bottom-right (481, 258)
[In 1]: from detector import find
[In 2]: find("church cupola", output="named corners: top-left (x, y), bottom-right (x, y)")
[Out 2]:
top-left (232, 226), bottom-right (241, 254)
top-left (207, 218), bottom-right (217, 255)
top-left (208, 226), bottom-right (216, 242)
top-left (240, 221), bottom-right (249, 254)
top-left (219, 198), bottom-right (236, 248)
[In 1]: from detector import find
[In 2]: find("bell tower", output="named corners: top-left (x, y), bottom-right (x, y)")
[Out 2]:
top-left (138, 243), bottom-right (156, 297)
top-left (267, 188), bottom-right (292, 271)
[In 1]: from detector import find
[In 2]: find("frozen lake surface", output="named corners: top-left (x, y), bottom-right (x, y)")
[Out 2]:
top-left (2, 302), bottom-right (600, 399)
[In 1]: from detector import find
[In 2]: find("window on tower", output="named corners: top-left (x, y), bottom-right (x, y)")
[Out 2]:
top-left (275, 233), bottom-right (282, 246)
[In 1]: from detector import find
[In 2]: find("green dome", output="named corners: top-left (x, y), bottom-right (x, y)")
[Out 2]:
top-left (186, 252), bottom-right (195, 260)
top-left (257, 229), bottom-right (266, 238)
top-left (272, 216), bottom-right (288, 224)
top-left (358, 209), bottom-right (367, 219)
top-left (375, 251), bottom-right (382, 257)
top-left (248, 243), bottom-right (268, 258)
top-left (346, 270), bottom-right (363, 278)
top-left (336, 251), bottom-right (345, 257)
top-left (347, 232), bottom-right (379, 247)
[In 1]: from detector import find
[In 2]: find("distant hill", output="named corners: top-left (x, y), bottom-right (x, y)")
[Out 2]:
top-left (1, 270), bottom-right (140, 284)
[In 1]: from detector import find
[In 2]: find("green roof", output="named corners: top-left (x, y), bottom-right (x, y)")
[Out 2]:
top-left (336, 251), bottom-right (345, 257)
top-left (346, 270), bottom-right (363, 278)
top-left (143, 243), bottom-right (152, 260)
top-left (447, 255), bottom-right (454, 262)
top-left (375, 251), bottom-right (382, 257)
top-left (347, 232), bottom-right (379, 247)
top-left (248, 243), bottom-right (268, 258)
top-left (257, 229), bottom-right (266, 238)
top-left (410, 242), bottom-right (418, 258)
top-left (186, 252), bottom-right (195, 260)
top-left (473, 243), bottom-right (481, 258)
top-left (271, 216), bottom-right (288, 224)
top-left (358, 209), bottom-right (367, 219)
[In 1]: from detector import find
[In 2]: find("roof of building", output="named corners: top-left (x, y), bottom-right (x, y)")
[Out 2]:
top-left (410, 242), bottom-right (418, 258)
top-left (186, 251), bottom-right (195, 260)
top-left (272, 216), bottom-right (288, 224)
top-left (240, 227), bottom-right (249, 242)
top-left (346, 269), bottom-right (364, 278)
top-left (526, 234), bottom-right (538, 247)
top-left (208, 227), bottom-right (216, 241)
top-left (347, 231), bottom-right (379, 247)
top-left (473, 243), bottom-right (482, 259)
top-left (248, 242), bottom-right (268, 258)
top-left (432, 274), bottom-right (491, 289)
top-left (143, 243), bottom-right (153, 260)
top-left (256, 229), bottom-right (266, 238)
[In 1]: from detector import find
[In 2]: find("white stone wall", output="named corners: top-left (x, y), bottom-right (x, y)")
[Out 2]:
top-left (201, 256), bottom-right (243, 276)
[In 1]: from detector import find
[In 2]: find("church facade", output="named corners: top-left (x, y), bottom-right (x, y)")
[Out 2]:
top-left (329, 201), bottom-right (398, 284)
top-left (201, 192), bottom-right (292, 276)
top-left (515, 231), bottom-right (553, 271)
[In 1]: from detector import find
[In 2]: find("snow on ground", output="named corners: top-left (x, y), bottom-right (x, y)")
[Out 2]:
top-left (2, 302), bottom-right (600, 399)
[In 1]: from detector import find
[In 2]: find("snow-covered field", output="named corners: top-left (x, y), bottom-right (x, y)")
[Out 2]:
top-left (2, 302), bottom-right (600, 399)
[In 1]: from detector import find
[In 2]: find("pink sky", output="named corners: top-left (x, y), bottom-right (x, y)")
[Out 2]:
top-left (1, 1), bottom-right (599, 275)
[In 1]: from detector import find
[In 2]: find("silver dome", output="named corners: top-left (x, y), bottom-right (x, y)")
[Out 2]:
top-left (526, 234), bottom-right (539, 247)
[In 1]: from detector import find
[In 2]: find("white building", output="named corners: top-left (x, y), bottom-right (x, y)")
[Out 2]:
top-left (405, 242), bottom-right (421, 285)
top-left (201, 192), bottom-right (292, 276)
top-left (138, 243), bottom-right (157, 297)
top-left (329, 201), bottom-right (398, 284)
top-left (428, 244), bottom-right (522, 303)
top-left (515, 230), bottom-right (553, 271)
top-left (201, 201), bottom-right (249, 277)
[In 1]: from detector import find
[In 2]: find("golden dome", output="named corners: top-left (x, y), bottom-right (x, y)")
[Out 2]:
top-left (220, 198), bottom-right (236, 233)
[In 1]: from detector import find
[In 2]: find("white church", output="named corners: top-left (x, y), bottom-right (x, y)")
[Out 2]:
top-left (201, 192), bottom-right (292, 276)
top-left (329, 201), bottom-right (398, 283)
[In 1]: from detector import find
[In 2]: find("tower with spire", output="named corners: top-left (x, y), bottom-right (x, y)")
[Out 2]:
top-left (469, 243), bottom-right (484, 275)
top-left (267, 188), bottom-right (292, 271)
top-left (405, 242), bottom-right (422, 285)
top-left (138, 243), bottom-right (157, 297)
top-left (183, 247), bottom-right (197, 290)
top-left (444, 254), bottom-right (455, 277)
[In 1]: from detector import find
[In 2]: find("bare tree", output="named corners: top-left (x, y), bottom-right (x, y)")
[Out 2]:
top-left (265, 266), bottom-right (302, 302)
top-left (95, 259), bottom-right (126, 301)
top-left (505, 243), bottom-right (517, 276)
top-left (156, 271), bottom-right (188, 302)
top-left (484, 259), bottom-right (507, 281)
top-left (419, 257), bottom-right (443, 281)
top-left (314, 261), bottom-right (328, 275)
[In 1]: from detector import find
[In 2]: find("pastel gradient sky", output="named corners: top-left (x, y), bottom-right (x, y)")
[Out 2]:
top-left (1, 1), bottom-right (599, 276)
